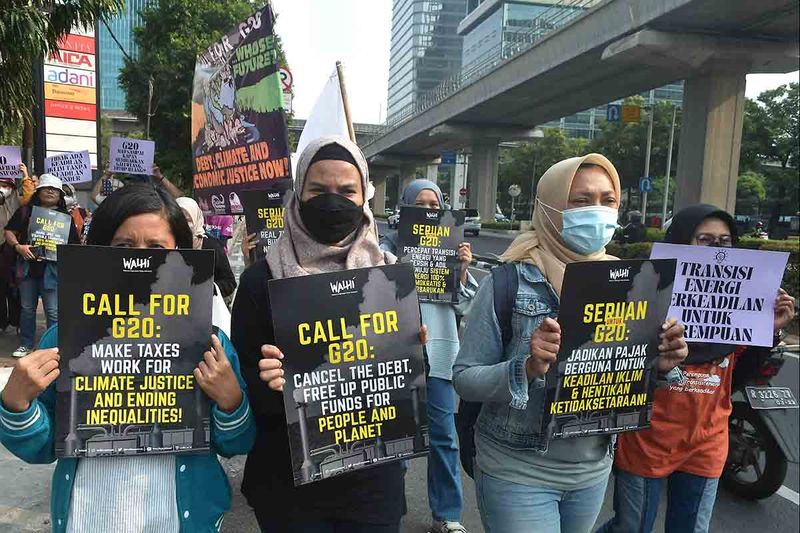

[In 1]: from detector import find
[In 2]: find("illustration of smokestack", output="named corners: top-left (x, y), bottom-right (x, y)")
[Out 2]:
top-left (293, 387), bottom-right (317, 483)
top-left (411, 385), bottom-right (424, 451)
top-left (374, 436), bottom-right (386, 458)
top-left (64, 377), bottom-right (81, 456)
top-left (193, 382), bottom-right (205, 446)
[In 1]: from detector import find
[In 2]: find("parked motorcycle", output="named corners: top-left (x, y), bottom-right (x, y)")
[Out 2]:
top-left (722, 343), bottom-right (799, 500)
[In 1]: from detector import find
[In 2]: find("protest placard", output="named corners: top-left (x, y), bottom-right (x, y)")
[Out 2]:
top-left (28, 206), bottom-right (71, 261)
top-left (0, 146), bottom-right (22, 179)
top-left (108, 137), bottom-right (155, 176)
top-left (544, 259), bottom-right (676, 439)
top-left (191, 4), bottom-right (291, 215)
top-left (44, 150), bottom-right (92, 184)
top-left (240, 181), bottom-right (291, 260)
top-left (651, 243), bottom-right (789, 346)
top-left (55, 246), bottom-right (215, 458)
top-left (269, 263), bottom-right (428, 486)
top-left (396, 207), bottom-right (465, 303)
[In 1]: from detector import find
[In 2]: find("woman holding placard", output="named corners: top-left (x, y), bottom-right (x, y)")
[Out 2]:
top-left (452, 155), bottom-right (689, 533)
top-left (0, 183), bottom-right (255, 532)
top-left (380, 179), bottom-right (476, 533)
top-left (600, 204), bottom-right (796, 533)
top-left (4, 174), bottom-right (80, 357)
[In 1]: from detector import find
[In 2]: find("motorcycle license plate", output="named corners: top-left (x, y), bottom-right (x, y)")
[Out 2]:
top-left (746, 386), bottom-right (799, 410)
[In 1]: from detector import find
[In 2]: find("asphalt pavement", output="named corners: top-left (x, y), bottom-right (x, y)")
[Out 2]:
top-left (0, 229), bottom-right (797, 532)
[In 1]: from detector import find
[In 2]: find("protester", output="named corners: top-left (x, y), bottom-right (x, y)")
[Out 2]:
top-left (380, 179), bottom-right (476, 533)
top-left (18, 163), bottom-right (37, 206)
top-left (232, 136), bottom-right (415, 532)
top-left (90, 165), bottom-right (125, 206)
top-left (205, 213), bottom-right (235, 252)
top-left (452, 155), bottom-right (689, 533)
top-left (600, 204), bottom-right (796, 533)
top-left (4, 174), bottom-right (80, 357)
top-left (0, 183), bottom-right (255, 532)
top-left (62, 183), bottom-right (89, 237)
top-left (176, 197), bottom-right (237, 299)
top-left (621, 210), bottom-right (646, 243)
top-left (0, 176), bottom-right (21, 335)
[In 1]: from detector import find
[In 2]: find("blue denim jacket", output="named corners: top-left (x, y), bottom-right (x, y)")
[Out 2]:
top-left (453, 262), bottom-right (559, 451)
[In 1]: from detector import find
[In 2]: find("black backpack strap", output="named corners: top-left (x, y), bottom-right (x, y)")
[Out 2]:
top-left (456, 262), bottom-right (518, 479)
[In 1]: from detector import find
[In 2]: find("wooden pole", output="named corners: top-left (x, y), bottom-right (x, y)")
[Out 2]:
top-left (336, 61), bottom-right (356, 142)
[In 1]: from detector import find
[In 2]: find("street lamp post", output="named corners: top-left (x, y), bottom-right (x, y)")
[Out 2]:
top-left (641, 91), bottom-right (655, 225)
top-left (661, 105), bottom-right (678, 229)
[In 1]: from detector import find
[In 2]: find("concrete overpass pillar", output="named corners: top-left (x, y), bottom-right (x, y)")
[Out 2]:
top-left (426, 164), bottom-right (438, 184)
top-left (674, 68), bottom-right (747, 214)
top-left (468, 143), bottom-right (499, 222)
top-left (399, 167), bottom-right (417, 203)
top-left (371, 177), bottom-right (387, 215)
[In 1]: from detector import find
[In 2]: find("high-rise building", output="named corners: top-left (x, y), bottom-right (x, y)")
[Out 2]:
top-left (457, 0), bottom-right (683, 138)
top-left (98, 0), bottom-right (153, 112)
top-left (388, 0), bottom-right (468, 121)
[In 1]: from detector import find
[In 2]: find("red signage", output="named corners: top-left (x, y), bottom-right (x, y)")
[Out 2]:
top-left (47, 50), bottom-right (95, 71)
top-left (57, 34), bottom-right (96, 55)
top-left (459, 187), bottom-right (468, 196)
top-left (45, 101), bottom-right (97, 121)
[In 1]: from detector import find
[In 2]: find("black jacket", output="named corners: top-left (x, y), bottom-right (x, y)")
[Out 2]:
top-left (202, 236), bottom-right (236, 298)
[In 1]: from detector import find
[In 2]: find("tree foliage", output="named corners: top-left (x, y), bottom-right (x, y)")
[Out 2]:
top-left (735, 171), bottom-right (767, 216)
top-left (119, 0), bottom-right (288, 191)
top-left (0, 0), bottom-right (122, 127)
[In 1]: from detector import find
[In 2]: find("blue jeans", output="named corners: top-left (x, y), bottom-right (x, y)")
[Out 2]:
top-left (427, 376), bottom-right (463, 522)
top-left (475, 467), bottom-right (608, 533)
top-left (19, 276), bottom-right (57, 348)
top-left (597, 468), bottom-right (719, 533)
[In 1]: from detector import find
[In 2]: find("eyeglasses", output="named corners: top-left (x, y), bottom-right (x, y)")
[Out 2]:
top-left (695, 233), bottom-right (733, 247)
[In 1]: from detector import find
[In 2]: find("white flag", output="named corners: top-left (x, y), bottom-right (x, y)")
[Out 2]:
top-left (294, 69), bottom-right (350, 167)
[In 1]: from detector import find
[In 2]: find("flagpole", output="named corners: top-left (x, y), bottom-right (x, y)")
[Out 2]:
top-left (336, 61), bottom-right (356, 143)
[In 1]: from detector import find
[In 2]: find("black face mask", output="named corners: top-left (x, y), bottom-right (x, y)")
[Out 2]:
top-left (299, 193), bottom-right (364, 244)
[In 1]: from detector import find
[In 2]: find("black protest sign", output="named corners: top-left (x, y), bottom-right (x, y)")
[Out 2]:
top-left (544, 259), bottom-right (676, 439)
top-left (55, 246), bottom-right (215, 458)
top-left (396, 207), bottom-right (465, 303)
top-left (269, 263), bottom-right (428, 486)
top-left (28, 206), bottom-right (71, 261)
top-left (240, 181), bottom-right (291, 260)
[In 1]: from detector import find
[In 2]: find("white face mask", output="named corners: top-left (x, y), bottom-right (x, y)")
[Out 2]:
top-left (0, 187), bottom-right (13, 199)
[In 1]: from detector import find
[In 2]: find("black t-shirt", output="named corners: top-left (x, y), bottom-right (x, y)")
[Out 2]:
top-left (231, 259), bottom-right (406, 526)
top-left (5, 205), bottom-right (80, 278)
top-left (201, 236), bottom-right (236, 298)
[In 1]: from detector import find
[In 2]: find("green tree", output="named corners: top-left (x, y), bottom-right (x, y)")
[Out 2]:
top-left (0, 1), bottom-right (122, 127)
top-left (735, 171), bottom-right (767, 216)
top-left (119, 0), bottom-right (289, 191)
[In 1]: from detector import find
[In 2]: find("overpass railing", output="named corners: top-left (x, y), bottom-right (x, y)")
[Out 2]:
top-left (371, 0), bottom-right (599, 144)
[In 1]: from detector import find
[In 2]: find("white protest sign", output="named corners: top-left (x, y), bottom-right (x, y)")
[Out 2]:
top-left (651, 243), bottom-right (789, 346)
top-left (109, 137), bottom-right (155, 176)
top-left (44, 150), bottom-right (92, 184)
top-left (0, 146), bottom-right (22, 179)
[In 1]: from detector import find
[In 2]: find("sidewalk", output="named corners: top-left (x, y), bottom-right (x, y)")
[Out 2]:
top-left (0, 304), bottom-right (48, 392)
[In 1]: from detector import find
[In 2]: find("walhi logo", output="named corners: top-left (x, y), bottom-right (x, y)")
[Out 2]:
top-left (267, 191), bottom-right (281, 200)
top-left (425, 211), bottom-right (439, 220)
top-left (609, 266), bottom-right (630, 282)
top-left (330, 277), bottom-right (357, 296)
top-left (123, 256), bottom-right (152, 273)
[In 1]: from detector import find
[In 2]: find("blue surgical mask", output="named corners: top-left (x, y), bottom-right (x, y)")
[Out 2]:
top-left (539, 200), bottom-right (619, 255)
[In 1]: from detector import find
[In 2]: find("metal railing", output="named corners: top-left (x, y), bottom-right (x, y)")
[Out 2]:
top-left (371, 0), bottom-right (599, 144)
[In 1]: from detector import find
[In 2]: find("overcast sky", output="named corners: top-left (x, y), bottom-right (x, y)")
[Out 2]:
top-left (270, 0), bottom-right (798, 124)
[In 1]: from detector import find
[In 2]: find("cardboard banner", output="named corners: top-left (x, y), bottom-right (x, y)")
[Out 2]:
top-left (545, 259), bottom-right (676, 439)
top-left (240, 182), bottom-right (291, 261)
top-left (0, 146), bottom-right (22, 179)
top-left (28, 207), bottom-right (71, 261)
top-left (191, 5), bottom-right (291, 215)
top-left (44, 150), bottom-right (92, 183)
top-left (268, 263), bottom-right (428, 486)
top-left (55, 246), bottom-right (215, 458)
top-left (396, 207), bottom-right (465, 303)
top-left (109, 137), bottom-right (155, 176)
top-left (651, 243), bottom-right (789, 346)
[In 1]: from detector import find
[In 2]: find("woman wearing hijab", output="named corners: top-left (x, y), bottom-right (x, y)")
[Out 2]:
top-left (452, 155), bottom-right (689, 533)
top-left (0, 176), bottom-right (22, 334)
top-left (232, 136), bottom-right (412, 532)
top-left (601, 204), bottom-right (796, 533)
top-left (379, 179), bottom-right (475, 533)
top-left (176, 197), bottom-right (237, 299)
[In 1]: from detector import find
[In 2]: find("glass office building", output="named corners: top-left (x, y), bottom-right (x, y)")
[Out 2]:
top-left (457, 0), bottom-right (683, 138)
top-left (98, 0), bottom-right (153, 111)
top-left (388, 0), bottom-right (468, 121)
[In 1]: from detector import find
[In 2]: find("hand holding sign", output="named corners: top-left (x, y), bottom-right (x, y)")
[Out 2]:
top-left (1, 348), bottom-right (60, 413)
top-left (458, 242), bottom-right (472, 284)
top-left (258, 344), bottom-right (285, 391)
top-left (656, 318), bottom-right (688, 373)
top-left (775, 289), bottom-right (796, 332)
top-left (194, 334), bottom-right (243, 413)
top-left (527, 317), bottom-right (561, 380)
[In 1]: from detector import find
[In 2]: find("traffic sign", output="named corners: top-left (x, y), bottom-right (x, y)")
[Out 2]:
top-left (279, 66), bottom-right (293, 93)
top-left (639, 176), bottom-right (653, 193)
top-left (508, 184), bottom-right (521, 197)
top-left (606, 104), bottom-right (621, 123)
top-left (459, 187), bottom-right (468, 197)
top-left (622, 105), bottom-right (641, 123)
top-left (441, 151), bottom-right (457, 165)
